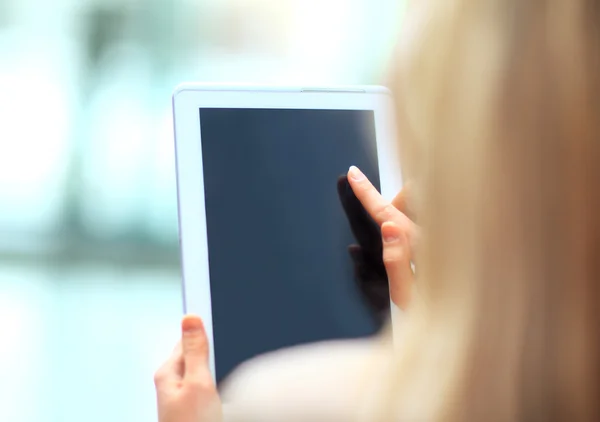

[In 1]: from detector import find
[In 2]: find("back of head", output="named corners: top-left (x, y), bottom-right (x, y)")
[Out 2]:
top-left (383, 0), bottom-right (600, 421)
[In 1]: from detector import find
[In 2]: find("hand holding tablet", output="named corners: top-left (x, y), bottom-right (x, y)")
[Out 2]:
top-left (155, 170), bottom-right (418, 422)
top-left (345, 166), bottom-right (417, 311)
top-left (338, 171), bottom-right (416, 318)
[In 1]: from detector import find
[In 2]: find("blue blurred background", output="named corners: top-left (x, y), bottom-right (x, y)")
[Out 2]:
top-left (0, 0), bottom-right (404, 420)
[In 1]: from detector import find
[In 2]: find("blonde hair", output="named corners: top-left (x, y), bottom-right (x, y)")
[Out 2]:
top-left (381, 1), bottom-right (600, 421)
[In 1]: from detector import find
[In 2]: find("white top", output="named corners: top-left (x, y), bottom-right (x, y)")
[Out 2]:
top-left (220, 338), bottom-right (393, 422)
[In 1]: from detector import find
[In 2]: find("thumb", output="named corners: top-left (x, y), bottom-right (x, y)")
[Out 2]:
top-left (181, 314), bottom-right (210, 382)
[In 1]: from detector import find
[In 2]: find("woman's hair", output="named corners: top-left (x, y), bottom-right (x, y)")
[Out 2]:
top-left (383, 1), bottom-right (600, 421)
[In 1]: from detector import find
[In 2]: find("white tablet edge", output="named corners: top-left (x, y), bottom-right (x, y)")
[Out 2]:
top-left (172, 84), bottom-right (403, 381)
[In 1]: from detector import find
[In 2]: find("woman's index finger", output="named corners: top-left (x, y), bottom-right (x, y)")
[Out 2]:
top-left (347, 166), bottom-right (395, 226)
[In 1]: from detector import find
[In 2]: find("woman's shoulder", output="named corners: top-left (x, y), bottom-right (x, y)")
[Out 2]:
top-left (220, 338), bottom-right (388, 422)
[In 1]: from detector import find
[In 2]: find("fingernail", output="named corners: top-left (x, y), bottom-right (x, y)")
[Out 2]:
top-left (348, 166), bottom-right (365, 181)
top-left (382, 222), bottom-right (400, 243)
top-left (384, 234), bottom-right (399, 243)
top-left (182, 315), bottom-right (204, 333)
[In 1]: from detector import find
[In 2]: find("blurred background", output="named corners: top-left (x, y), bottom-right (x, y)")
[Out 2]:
top-left (0, 0), bottom-right (405, 421)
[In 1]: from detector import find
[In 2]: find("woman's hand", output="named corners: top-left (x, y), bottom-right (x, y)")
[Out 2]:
top-left (155, 315), bottom-right (222, 422)
top-left (346, 166), bottom-right (418, 311)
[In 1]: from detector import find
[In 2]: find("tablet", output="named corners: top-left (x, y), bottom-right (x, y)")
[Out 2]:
top-left (172, 84), bottom-right (402, 384)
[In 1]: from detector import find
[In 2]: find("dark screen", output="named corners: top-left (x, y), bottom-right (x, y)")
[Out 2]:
top-left (199, 108), bottom-right (382, 384)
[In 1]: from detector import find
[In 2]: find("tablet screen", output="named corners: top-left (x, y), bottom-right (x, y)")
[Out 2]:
top-left (199, 108), bottom-right (383, 384)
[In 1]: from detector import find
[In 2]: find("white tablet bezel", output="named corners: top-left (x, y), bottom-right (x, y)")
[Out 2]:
top-left (172, 84), bottom-right (403, 380)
